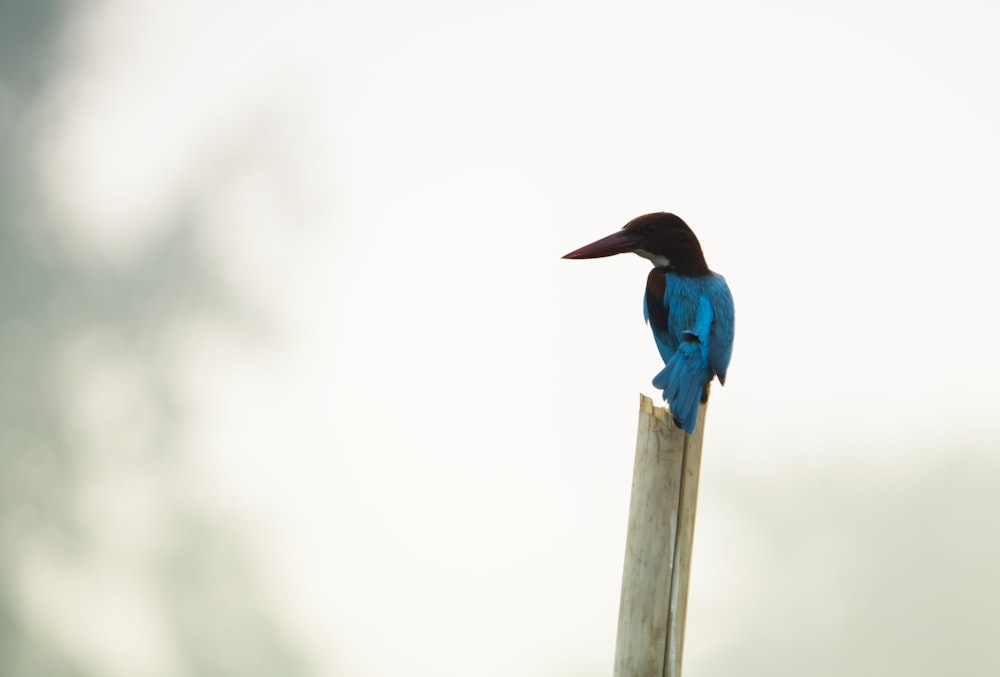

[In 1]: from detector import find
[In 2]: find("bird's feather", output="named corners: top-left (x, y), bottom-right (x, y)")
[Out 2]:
top-left (644, 272), bottom-right (734, 433)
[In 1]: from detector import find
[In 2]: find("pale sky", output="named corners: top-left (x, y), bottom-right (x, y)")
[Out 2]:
top-left (7, 0), bottom-right (1000, 675)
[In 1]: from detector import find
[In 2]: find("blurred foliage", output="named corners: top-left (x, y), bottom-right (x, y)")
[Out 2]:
top-left (0, 3), bottom-right (311, 675)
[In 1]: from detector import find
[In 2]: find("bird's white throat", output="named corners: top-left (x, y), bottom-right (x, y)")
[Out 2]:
top-left (635, 249), bottom-right (671, 268)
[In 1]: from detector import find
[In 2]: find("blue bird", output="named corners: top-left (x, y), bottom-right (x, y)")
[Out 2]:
top-left (563, 212), bottom-right (734, 434)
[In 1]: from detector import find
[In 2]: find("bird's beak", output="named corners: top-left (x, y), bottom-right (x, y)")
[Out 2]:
top-left (562, 230), bottom-right (638, 259)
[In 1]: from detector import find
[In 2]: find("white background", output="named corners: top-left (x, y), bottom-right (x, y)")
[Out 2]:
top-left (9, 0), bottom-right (1000, 675)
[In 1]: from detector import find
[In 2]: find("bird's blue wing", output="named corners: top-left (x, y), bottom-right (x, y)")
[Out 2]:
top-left (651, 293), bottom-right (713, 433)
top-left (645, 272), bottom-right (733, 434)
top-left (706, 275), bottom-right (734, 384)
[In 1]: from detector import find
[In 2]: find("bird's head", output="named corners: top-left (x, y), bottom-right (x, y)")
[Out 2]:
top-left (562, 212), bottom-right (710, 276)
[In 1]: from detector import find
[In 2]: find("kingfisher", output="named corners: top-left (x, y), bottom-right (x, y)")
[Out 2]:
top-left (563, 212), bottom-right (734, 434)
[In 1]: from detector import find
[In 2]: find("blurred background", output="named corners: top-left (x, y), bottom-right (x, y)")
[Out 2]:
top-left (2, 0), bottom-right (999, 675)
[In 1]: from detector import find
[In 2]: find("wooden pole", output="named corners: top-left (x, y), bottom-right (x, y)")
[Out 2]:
top-left (613, 394), bottom-right (708, 677)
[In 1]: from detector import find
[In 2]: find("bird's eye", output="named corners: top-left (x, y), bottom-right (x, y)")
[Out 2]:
top-left (640, 224), bottom-right (657, 236)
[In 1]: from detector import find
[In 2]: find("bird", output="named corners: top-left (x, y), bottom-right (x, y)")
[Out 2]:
top-left (563, 212), bottom-right (734, 434)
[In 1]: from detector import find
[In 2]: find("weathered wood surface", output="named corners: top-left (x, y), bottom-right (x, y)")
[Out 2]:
top-left (613, 394), bottom-right (707, 677)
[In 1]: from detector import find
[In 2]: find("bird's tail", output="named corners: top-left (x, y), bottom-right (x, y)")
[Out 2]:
top-left (652, 338), bottom-right (705, 434)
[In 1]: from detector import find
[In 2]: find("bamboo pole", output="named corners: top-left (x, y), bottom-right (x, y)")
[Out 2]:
top-left (613, 394), bottom-right (708, 677)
